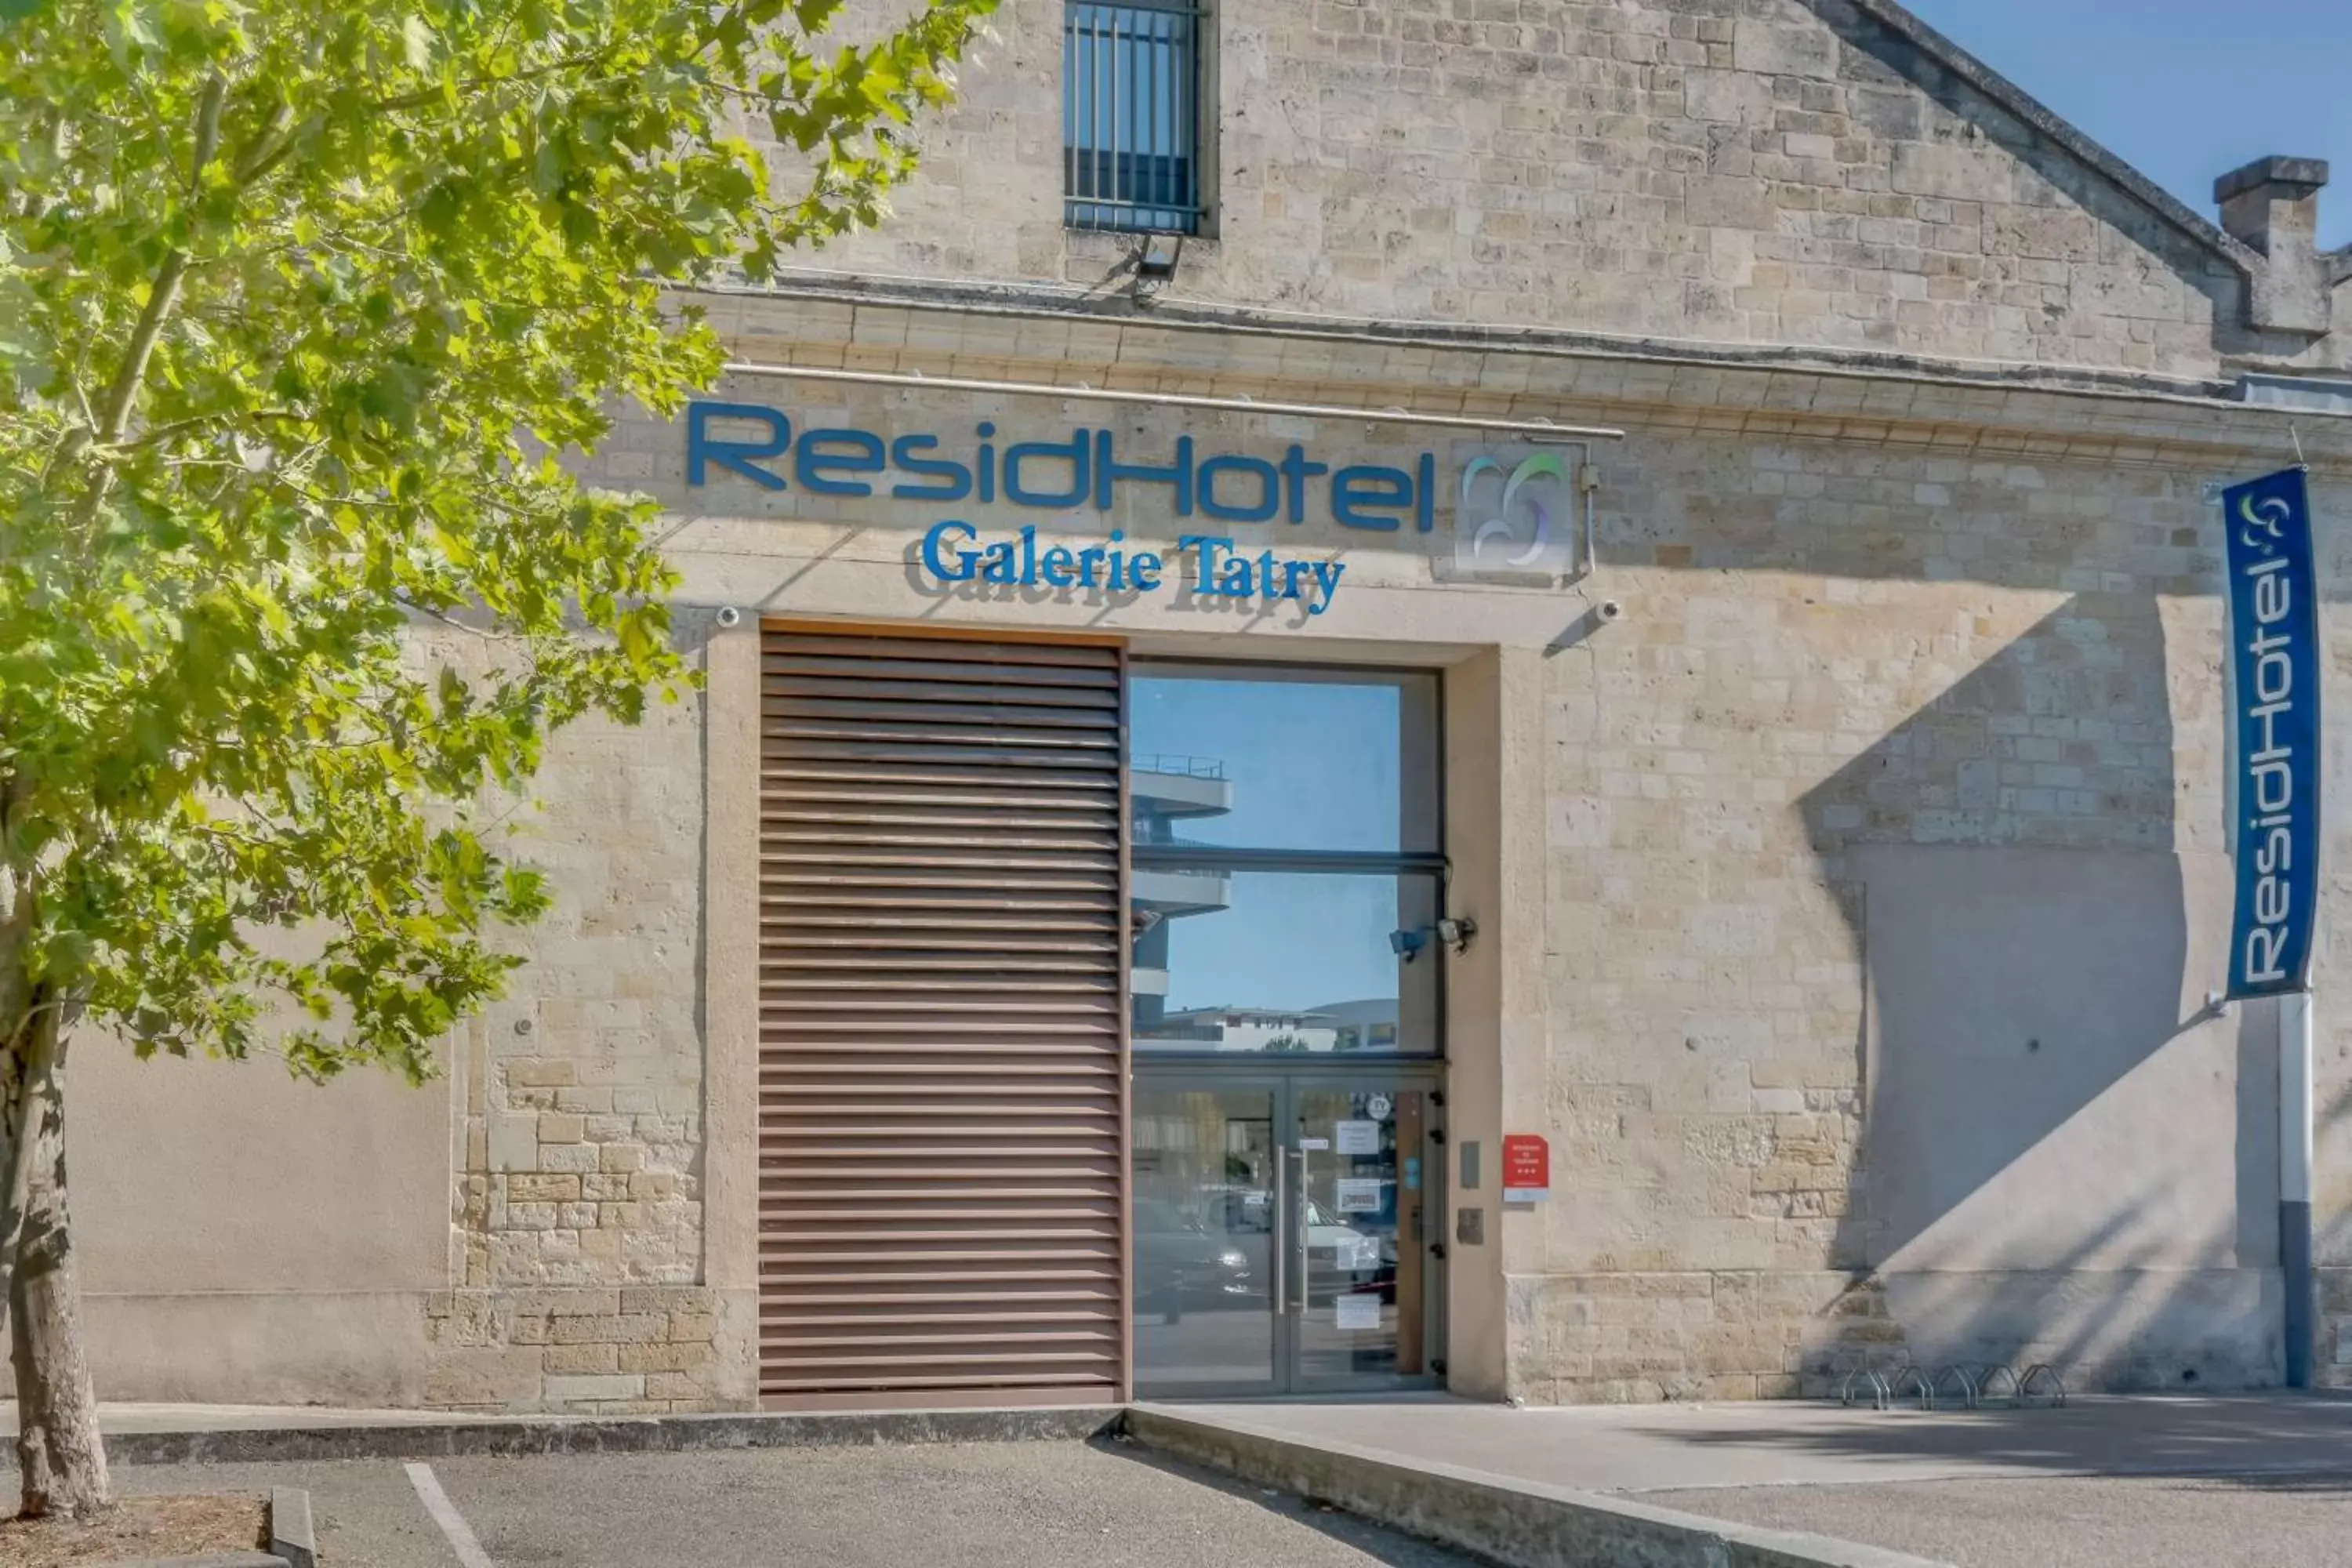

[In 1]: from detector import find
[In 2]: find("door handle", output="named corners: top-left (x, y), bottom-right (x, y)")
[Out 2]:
top-left (1271, 1142), bottom-right (1286, 1312)
top-left (1287, 1147), bottom-right (1309, 1317)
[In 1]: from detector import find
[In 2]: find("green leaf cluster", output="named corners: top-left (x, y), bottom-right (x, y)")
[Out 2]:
top-left (0, 0), bottom-right (995, 1083)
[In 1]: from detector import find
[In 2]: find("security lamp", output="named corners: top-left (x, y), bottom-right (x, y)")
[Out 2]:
top-left (1135, 234), bottom-right (1184, 280)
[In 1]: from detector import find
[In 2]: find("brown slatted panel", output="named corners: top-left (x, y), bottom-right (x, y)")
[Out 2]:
top-left (757, 626), bottom-right (1128, 1406)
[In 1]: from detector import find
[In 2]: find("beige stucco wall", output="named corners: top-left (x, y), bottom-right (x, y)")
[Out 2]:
top-left (71, 1046), bottom-right (448, 1405)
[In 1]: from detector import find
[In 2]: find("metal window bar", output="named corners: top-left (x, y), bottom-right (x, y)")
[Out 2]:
top-left (1064, 2), bottom-right (1203, 234)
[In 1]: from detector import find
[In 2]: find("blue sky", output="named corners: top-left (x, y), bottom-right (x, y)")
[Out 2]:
top-left (1131, 674), bottom-right (1402, 852)
top-left (1904, 0), bottom-right (2352, 249)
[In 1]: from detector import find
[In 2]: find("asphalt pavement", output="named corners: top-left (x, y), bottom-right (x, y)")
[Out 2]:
top-left (106, 1439), bottom-right (1488, 1568)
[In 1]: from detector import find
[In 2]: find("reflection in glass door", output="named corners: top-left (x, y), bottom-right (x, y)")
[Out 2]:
top-left (1131, 1083), bottom-right (1279, 1394)
top-left (1133, 1074), bottom-right (1439, 1397)
top-left (1290, 1085), bottom-right (1431, 1388)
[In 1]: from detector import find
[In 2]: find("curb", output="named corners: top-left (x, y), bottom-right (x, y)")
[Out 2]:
top-left (1120, 1406), bottom-right (1952, 1568)
top-left (269, 1486), bottom-right (315, 1568)
top-left (98, 1405), bottom-right (1122, 1467)
top-left (111, 1556), bottom-right (289, 1568)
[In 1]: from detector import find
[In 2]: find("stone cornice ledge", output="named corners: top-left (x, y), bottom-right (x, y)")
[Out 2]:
top-left (689, 280), bottom-right (2352, 473)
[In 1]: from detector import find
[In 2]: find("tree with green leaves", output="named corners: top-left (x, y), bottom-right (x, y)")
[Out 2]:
top-left (0, 0), bottom-right (995, 1516)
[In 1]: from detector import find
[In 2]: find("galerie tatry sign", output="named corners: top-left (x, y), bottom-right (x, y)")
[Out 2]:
top-left (683, 399), bottom-right (1571, 614)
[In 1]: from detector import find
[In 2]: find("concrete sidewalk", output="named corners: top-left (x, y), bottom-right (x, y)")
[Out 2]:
top-left (39, 1390), bottom-right (2352, 1488)
top-left (1147, 1391), bottom-right (2352, 1494)
top-left (1137, 1394), bottom-right (2352, 1568)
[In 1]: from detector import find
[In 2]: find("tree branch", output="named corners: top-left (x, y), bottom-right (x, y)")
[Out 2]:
top-left (368, 49), bottom-right (617, 113)
top-left (229, 103), bottom-right (294, 187)
top-left (91, 77), bottom-right (227, 449)
top-left (91, 408), bottom-right (303, 456)
top-left (183, 77), bottom-right (226, 198)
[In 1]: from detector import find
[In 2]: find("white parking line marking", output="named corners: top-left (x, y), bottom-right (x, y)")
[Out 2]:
top-left (405, 1461), bottom-right (497, 1568)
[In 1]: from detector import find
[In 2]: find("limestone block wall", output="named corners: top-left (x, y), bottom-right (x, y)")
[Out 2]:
top-left (572, 288), bottom-right (2352, 1407)
top-left (1502, 429), bottom-right (2351, 1402)
top-left (420, 635), bottom-right (738, 1414)
top-left (796, 0), bottom-right (2317, 379)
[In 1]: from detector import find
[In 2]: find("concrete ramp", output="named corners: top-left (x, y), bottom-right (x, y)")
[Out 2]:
top-left (1123, 1404), bottom-right (1947, 1568)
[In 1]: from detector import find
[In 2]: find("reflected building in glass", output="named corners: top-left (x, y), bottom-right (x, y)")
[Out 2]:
top-left (1129, 753), bottom-right (1235, 1038)
top-left (1124, 738), bottom-right (1402, 1053)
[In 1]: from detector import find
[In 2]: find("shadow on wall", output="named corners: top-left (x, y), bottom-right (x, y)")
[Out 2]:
top-left (1798, 592), bottom-right (2285, 1392)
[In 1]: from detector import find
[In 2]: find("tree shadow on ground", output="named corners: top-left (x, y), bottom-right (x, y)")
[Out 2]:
top-left (1628, 1392), bottom-right (2352, 1490)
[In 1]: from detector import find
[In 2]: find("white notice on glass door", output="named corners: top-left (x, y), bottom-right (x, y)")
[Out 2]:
top-left (1334, 1293), bottom-right (1382, 1331)
top-left (1335, 1120), bottom-right (1381, 1155)
top-left (1334, 1178), bottom-right (1384, 1214)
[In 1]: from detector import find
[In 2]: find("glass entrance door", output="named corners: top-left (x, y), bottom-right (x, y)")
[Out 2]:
top-left (1131, 1081), bottom-right (1280, 1395)
top-left (1132, 1073), bottom-right (1441, 1397)
top-left (1288, 1083), bottom-right (1433, 1388)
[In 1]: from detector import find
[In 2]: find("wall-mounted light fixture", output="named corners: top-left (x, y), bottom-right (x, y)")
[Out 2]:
top-left (1130, 234), bottom-right (1185, 302)
top-left (1392, 917), bottom-right (1478, 962)
top-left (1137, 234), bottom-right (1184, 279)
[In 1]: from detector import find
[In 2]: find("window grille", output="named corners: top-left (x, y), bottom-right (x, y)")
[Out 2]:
top-left (1063, 1), bottom-right (1203, 234)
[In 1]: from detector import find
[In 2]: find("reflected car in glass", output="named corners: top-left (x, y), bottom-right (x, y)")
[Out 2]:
top-left (1134, 1197), bottom-right (1254, 1320)
top-left (1302, 1197), bottom-right (1396, 1305)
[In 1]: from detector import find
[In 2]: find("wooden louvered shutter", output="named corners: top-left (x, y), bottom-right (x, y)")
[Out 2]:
top-left (757, 626), bottom-right (1130, 1408)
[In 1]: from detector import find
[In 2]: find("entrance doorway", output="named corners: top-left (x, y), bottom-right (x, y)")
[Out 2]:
top-left (1131, 1070), bottom-right (1443, 1396)
top-left (1123, 661), bottom-right (1448, 1399)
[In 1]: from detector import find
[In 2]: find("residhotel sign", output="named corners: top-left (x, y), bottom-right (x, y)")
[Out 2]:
top-left (681, 399), bottom-right (1588, 612)
top-left (685, 401), bottom-right (1443, 616)
top-left (2223, 466), bottom-right (2321, 1000)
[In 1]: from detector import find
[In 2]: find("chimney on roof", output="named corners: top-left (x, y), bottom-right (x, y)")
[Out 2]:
top-left (2215, 156), bottom-right (2333, 338)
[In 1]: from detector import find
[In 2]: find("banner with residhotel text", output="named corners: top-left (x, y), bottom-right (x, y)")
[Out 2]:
top-left (2223, 466), bottom-right (2321, 1000)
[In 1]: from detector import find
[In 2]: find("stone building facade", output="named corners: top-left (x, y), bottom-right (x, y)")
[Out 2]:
top-left (71, 0), bottom-right (2352, 1414)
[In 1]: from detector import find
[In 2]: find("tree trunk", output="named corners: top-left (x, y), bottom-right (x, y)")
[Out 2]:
top-left (4, 1005), bottom-right (107, 1519)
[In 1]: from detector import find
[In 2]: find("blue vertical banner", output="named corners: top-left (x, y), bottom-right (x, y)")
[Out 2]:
top-left (2223, 466), bottom-right (2322, 1000)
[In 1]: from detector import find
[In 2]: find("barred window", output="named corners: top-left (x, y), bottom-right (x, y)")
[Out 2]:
top-left (1063, 1), bottom-right (1204, 234)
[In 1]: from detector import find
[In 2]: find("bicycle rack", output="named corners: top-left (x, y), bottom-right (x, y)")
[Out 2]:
top-left (1891, 1364), bottom-right (1936, 1411)
top-left (1932, 1363), bottom-right (1980, 1410)
top-left (1973, 1364), bottom-right (2021, 1408)
top-left (1838, 1359), bottom-right (2056, 1413)
top-left (1838, 1367), bottom-right (1893, 1410)
top-left (2020, 1363), bottom-right (2068, 1407)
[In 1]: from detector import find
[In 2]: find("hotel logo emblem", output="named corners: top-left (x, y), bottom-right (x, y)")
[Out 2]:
top-left (1454, 449), bottom-right (1573, 579)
